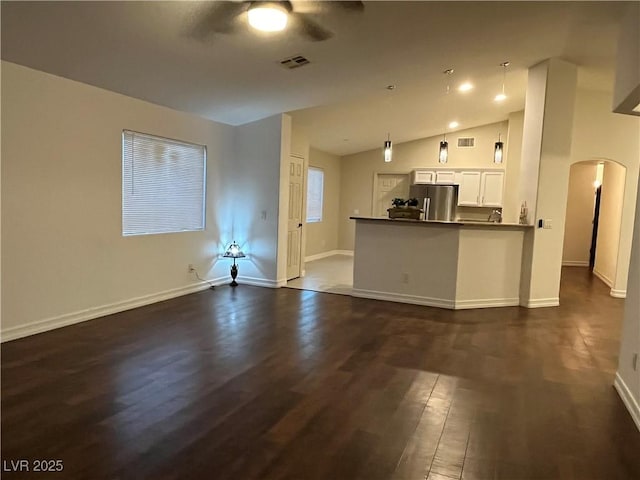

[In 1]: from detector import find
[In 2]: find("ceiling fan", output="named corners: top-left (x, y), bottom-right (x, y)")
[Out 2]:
top-left (190, 0), bottom-right (365, 42)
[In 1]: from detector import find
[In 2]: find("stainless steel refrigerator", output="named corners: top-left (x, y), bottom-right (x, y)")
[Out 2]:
top-left (409, 184), bottom-right (458, 221)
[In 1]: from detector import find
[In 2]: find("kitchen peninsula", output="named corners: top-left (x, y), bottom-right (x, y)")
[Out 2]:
top-left (350, 217), bottom-right (533, 309)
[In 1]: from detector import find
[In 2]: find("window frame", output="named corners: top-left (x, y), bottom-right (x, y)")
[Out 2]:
top-left (121, 129), bottom-right (207, 237)
top-left (306, 166), bottom-right (324, 223)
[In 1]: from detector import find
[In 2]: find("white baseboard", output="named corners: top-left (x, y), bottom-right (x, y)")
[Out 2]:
top-left (240, 275), bottom-right (286, 288)
top-left (351, 289), bottom-right (455, 309)
top-left (454, 297), bottom-right (521, 309)
top-left (562, 261), bottom-right (589, 267)
top-left (352, 290), bottom-right (522, 310)
top-left (1, 278), bottom-right (227, 343)
top-left (593, 268), bottom-right (613, 288)
top-left (614, 373), bottom-right (640, 432)
top-left (520, 297), bottom-right (560, 308)
top-left (305, 250), bottom-right (354, 262)
top-left (610, 288), bottom-right (627, 298)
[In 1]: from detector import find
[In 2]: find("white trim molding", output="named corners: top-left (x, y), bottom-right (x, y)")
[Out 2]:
top-left (562, 261), bottom-right (589, 267)
top-left (352, 290), bottom-right (521, 310)
top-left (1, 278), bottom-right (227, 343)
top-left (593, 268), bottom-right (613, 288)
top-left (610, 288), bottom-right (627, 298)
top-left (305, 250), bottom-right (354, 262)
top-left (454, 297), bottom-right (521, 309)
top-left (240, 276), bottom-right (286, 288)
top-left (352, 289), bottom-right (456, 309)
top-left (614, 373), bottom-right (640, 432)
top-left (520, 297), bottom-right (560, 308)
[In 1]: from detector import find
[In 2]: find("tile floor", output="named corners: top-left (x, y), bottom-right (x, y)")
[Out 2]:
top-left (286, 254), bottom-right (354, 295)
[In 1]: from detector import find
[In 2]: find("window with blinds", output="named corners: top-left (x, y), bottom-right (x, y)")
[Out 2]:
top-left (306, 167), bottom-right (324, 223)
top-left (122, 130), bottom-right (206, 236)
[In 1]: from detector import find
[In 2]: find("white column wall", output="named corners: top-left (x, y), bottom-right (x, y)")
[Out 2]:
top-left (519, 58), bottom-right (578, 307)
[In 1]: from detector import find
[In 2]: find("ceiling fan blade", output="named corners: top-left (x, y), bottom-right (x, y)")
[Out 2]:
top-left (331, 1), bottom-right (365, 13)
top-left (291, 12), bottom-right (333, 42)
top-left (189, 1), bottom-right (248, 40)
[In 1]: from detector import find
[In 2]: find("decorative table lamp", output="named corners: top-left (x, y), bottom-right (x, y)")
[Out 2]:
top-left (223, 241), bottom-right (246, 286)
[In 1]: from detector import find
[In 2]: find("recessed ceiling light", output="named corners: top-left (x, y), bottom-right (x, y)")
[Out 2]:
top-left (458, 82), bottom-right (473, 92)
top-left (448, 121), bottom-right (459, 129)
top-left (248, 3), bottom-right (288, 32)
top-left (494, 93), bottom-right (507, 102)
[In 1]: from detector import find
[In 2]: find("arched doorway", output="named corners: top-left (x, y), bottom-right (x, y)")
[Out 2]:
top-left (563, 159), bottom-right (627, 295)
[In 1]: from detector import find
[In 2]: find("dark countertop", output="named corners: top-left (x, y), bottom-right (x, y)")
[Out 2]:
top-left (349, 216), bottom-right (533, 228)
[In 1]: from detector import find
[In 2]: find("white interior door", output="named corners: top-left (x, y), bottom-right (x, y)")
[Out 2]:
top-left (375, 173), bottom-right (410, 216)
top-left (287, 155), bottom-right (304, 280)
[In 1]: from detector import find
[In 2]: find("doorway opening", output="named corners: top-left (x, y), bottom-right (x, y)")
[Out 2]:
top-left (563, 160), bottom-right (626, 294)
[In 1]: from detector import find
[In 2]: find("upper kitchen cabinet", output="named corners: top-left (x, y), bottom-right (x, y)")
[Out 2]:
top-left (480, 171), bottom-right (504, 207)
top-left (456, 170), bottom-right (504, 207)
top-left (411, 169), bottom-right (435, 184)
top-left (435, 171), bottom-right (456, 184)
top-left (456, 171), bottom-right (482, 206)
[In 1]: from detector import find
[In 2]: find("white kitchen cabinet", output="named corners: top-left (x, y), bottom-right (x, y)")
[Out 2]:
top-left (411, 170), bottom-right (435, 184)
top-left (435, 170), bottom-right (456, 184)
top-left (480, 171), bottom-right (504, 207)
top-left (456, 171), bottom-right (482, 206)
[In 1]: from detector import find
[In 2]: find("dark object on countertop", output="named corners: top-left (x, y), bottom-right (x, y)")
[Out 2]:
top-left (488, 209), bottom-right (503, 223)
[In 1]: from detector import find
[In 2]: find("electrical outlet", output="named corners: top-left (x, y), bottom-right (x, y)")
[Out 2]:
top-left (633, 353), bottom-right (638, 371)
top-left (401, 272), bottom-right (409, 284)
top-left (188, 264), bottom-right (195, 273)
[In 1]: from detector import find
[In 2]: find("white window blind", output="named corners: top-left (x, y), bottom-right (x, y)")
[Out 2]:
top-left (306, 167), bottom-right (324, 223)
top-left (122, 130), bottom-right (206, 236)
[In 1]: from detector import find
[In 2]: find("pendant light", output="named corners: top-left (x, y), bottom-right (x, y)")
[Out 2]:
top-left (383, 134), bottom-right (393, 163)
top-left (494, 133), bottom-right (504, 164)
top-left (439, 69), bottom-right (454, 164)
top-left (439, 137), bottom-right (448, 164)
top-left (383, 85), bottom-right (395, 162)
top-left (494, 61), bottom-right (510, 102)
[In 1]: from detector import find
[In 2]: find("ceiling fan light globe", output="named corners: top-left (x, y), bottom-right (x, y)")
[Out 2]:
top-left (248, 5), bottom-right (288, 32)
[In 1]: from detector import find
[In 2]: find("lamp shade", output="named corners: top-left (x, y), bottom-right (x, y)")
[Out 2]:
top-left (223, 241), bottom-right (246, 258)
top-left (383, 140), bottom-right (393, 163)
top-left (439, 140), bottom-right (448, 164)
top-left (494, 141), bottom-right (504, 164)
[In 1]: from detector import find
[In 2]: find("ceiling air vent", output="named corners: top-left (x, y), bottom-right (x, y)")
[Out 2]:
top-left (457, 137), bottom-right (475, 148)
top-left (279, 55), bottom-right (310, 70)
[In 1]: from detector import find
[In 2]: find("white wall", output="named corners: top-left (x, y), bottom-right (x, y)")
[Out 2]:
top-left (306, 148), bottom-right (341, 258)
top-left (615, 169), bottom-right (640, 431)
top-left (231, 114), bottom-right (289, 287)
top-left (594, 162), bottom-right (626, 287)
top-left (339, 121), bottom-right (509, 250)
top-left (1, 61), bottom-right (236, 340)
top-left (503, 110), bottom-right (525, 223)
top-left (613, 2), bottom-right (640, 114)
top-left (562, 163), bottom-right (597, 266)
top-left (519, 58), bottom-right (578, 308)
top-left (571, 88), bottom-right (640, 297)
top-left (614, 2), bottom-right (640, 430)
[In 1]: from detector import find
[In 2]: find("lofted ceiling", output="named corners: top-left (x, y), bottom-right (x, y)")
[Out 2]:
top-left (1, 1), bottom-right (627, 156)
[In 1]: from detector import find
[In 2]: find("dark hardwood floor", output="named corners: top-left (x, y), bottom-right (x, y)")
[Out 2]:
top-left (2, 267), bottom-right (639, 479)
